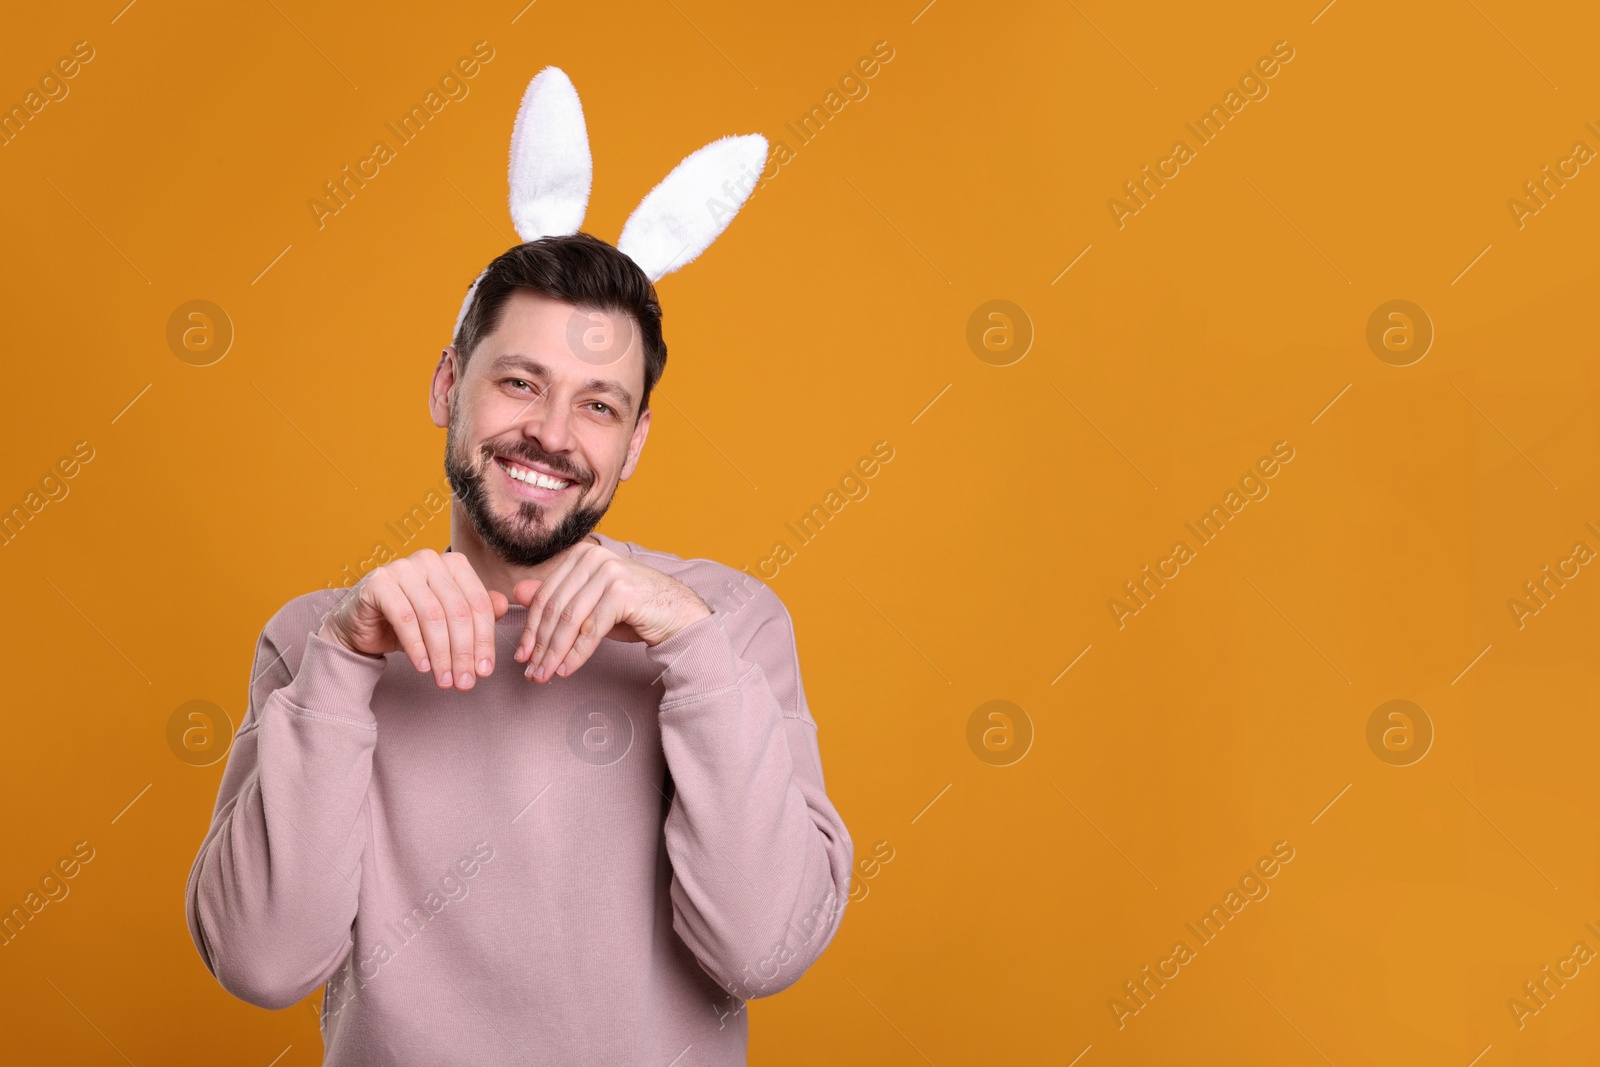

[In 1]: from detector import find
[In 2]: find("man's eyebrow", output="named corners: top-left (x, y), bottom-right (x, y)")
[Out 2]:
top-left (488, 353), bottom-right (635, 416)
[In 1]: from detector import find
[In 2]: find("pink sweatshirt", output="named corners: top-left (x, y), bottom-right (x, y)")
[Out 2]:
top-left (185, 531), bottom-right (853, 1065)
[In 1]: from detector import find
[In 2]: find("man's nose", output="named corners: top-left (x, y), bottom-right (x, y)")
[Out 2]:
top-left (522, 392), bottom-right (575, 455)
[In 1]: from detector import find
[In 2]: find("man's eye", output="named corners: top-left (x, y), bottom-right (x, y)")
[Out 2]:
top-left (588, 402), bottom-right (615, 416)
top-left (506, 379), bottom-right (538, 394)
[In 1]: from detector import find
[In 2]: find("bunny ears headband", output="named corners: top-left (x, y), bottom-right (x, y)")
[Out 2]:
top-left (452, 66), bottom-right (769, 340)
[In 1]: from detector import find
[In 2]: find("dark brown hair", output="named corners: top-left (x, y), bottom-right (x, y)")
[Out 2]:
top-left (452, 233), bottom-right (667, 419)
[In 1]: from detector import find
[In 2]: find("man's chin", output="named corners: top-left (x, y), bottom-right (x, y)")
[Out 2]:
top-left (487, 507), bottom-right (566, 547)
top-left (480, 526), bottom-right (575, 568)
top-left (473, 492), bottom-right (609, 568)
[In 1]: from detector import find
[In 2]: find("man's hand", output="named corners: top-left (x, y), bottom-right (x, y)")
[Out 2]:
top-left (318, 547), bottom-right (510, 691)
top-left (513, 541), bottom-right (712, 682)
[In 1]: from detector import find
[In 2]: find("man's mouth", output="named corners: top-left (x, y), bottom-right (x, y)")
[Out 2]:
top-left (494, 455), bottom-right (580, 498)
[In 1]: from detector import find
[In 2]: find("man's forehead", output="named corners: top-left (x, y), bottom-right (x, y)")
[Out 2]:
top-left (489, 293), bottom-right (638, 352)
top-left (480, 292), bottom-right (642, 392)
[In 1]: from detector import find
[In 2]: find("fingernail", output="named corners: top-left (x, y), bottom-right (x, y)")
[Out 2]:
top-left (441, 671), bottom-right (453, 687)
top-left (460, 673), bottom-right (474, 689)
top-left (479, 658), bottom-right (492, 674)
top-left (420, 658), bottom-right (430, 671)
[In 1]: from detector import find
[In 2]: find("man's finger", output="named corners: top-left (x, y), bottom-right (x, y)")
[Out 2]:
top-left (424, 560), bottom-right (479, 690)
top-left (530, 571), bottom-right (609, 682)
top-left (515, 553), bottom-right (584, 662)
top-left (393, 568), bottom-right (453, 688)
top-left (554, 589), bottom-right (625, 679)
top-left (372, 574), bottom-right (430, 673)
top-left (529, 553), bottom-right (612, 676)
top-left (444, 550), bottom-right (498, 678)
top-left (511, 578), bottom-right (541, 609)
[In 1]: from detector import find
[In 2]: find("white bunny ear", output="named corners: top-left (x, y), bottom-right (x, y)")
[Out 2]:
top-left (508, 67), bottom-right (592, 241)
top-left (453, 67), bottom-right (592, 342)
top-left (616, 133), bottom-right (768, 282)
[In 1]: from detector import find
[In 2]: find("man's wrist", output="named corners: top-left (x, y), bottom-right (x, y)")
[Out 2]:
top-left (315, 619), bottom-right (385, 660)
top-left (646, 597), bottom-right (714, 647)
top-left (642, 601), bottom-right (742, 698)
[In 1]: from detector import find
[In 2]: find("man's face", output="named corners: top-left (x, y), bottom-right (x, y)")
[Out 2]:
top-left (432, 289), bottom-right (652, 567)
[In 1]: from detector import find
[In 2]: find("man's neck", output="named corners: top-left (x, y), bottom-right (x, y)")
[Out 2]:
top-left (448, 502), bottom-right (600, 602)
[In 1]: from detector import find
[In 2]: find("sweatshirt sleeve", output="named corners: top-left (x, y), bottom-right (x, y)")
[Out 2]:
top-left (184, 601), bottom-right (388, 1010)
top-left (643, 581), bottom-right (854, 1000)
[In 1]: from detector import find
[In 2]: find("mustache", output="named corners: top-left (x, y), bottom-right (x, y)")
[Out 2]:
top-left (483, 444), bottom-right (589, 486)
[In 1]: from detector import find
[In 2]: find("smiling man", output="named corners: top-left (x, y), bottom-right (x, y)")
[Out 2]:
top-left (185, 234), bottom-right (855, 1066)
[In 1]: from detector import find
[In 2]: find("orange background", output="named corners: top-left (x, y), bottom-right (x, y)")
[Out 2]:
top-left (2, 0), bottom-right (1598, 1063)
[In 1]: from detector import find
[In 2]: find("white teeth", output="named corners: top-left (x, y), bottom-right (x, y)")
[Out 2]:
top-left (502, 460), bottom-right (570, 490)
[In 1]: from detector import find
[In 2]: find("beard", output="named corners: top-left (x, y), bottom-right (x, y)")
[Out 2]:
top-left (444, 409), bottom-right (613, 568)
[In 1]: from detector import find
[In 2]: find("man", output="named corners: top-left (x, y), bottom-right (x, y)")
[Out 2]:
top-left (185, 233), bottom-right (854, 1065)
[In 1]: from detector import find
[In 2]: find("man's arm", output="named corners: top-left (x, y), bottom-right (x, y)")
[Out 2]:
top-left (643, 582), bottom-right (854, 1000)
top-left (184, 604), bottom-right (387, 1010)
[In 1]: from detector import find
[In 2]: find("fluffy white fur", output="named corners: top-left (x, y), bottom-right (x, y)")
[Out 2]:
top-left (616, 133), bottom-right (767, 282)
top-left (451, 66), bottom-right (767, 340)
top-left (507, 67), bottom-right (592, 241)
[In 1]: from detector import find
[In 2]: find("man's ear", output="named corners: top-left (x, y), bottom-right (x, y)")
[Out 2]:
top-left (429, 346), bottom-right (460, 428)
top-left (619, 406), bottom-right (652, 481)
